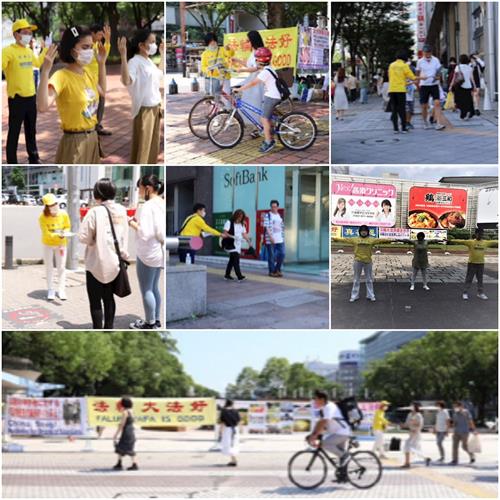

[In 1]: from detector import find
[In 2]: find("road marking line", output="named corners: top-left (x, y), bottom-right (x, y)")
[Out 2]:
top-left (206, 268), bottom-right (329, 293)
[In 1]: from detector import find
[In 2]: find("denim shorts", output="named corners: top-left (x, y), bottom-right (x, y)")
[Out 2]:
top-left (262, 97), bottom-right (281, 119)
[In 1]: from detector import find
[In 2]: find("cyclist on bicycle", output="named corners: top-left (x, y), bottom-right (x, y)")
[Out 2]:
top-left (233, 46), bottom-right (280, 153)
top-left (308, 390), bottom-right (352, 468)
top-left (201, 33), bottom-right (234, 98)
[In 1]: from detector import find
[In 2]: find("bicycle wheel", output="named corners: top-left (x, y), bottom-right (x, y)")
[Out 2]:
top-left (276, 111), bottom-right (317, 151)
top-left (288, 450), bottom-right (328, 490)
top-left (188, 97), bottom-right (217, 139)
top-left (345, 451), bottom-right (382, 489)
top-left (207, 110), bottom-right (244, 149)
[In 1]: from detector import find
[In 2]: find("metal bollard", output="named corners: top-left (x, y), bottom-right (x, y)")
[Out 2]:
top-left (4, 236), bottom-right (15, 269)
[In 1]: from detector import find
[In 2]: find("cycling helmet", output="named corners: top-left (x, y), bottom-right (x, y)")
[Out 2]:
top-left (255, 47), bottom-right (272, 64)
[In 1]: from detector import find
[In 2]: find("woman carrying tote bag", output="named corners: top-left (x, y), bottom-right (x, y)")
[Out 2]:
top-left (79, 178), bottom-right (130, 329)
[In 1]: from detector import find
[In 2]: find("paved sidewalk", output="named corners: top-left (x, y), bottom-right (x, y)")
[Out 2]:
top-left (332, 94), bottom-right (498, 164)
top-left (165, 76), bottom-right (329, 165)
top-left (167, 259), bottom-right (329, 329)
top-left (2, 66), bottom-right (164, 165)
top-left (331, 253), bottom-right (498, 330)
top-left (3, 429), bottom-right (497, 498)
top-left (2, 263), bottom-right (164, 330)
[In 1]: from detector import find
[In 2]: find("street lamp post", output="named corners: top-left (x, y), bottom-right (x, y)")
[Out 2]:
top-left (66, 166), bottom-right (80, 271)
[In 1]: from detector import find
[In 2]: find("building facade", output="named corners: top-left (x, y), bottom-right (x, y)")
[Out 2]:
top-left (335, 350), bottom-right (361, 397)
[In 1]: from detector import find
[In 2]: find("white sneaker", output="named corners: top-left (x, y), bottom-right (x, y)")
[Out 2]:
top-left (423, 285), bottom-right (430, 290)
top-left (58, 290), bottom-right (67, 300)
top-left (410, 285), bottom-right (415, 291)
top-left (47, 289), bottom-right (56, 300)
top-left (368, 297), bottom-right (376, 302)
top-left (423, 121), bottom-right (431, 130)
top-left (349, 297), bottom-right (359, 303)
top-left (462, 293), bottom-right (469, 300)
top-left (435, 124), bottom-right (446, 131)
top-left (477, 293), bottom-right (488, 300)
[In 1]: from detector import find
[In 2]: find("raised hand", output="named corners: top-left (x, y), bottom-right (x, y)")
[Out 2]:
top-left (42, 44), bottom-right (58, 72)
top-left (96, 41), bottom-right (108, 64)
top-left (103, 24), bottom-right (111, 44)
top-left (118, 36), bottom-right (128, 58)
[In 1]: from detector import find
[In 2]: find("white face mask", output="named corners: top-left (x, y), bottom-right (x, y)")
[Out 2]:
top-left (20, 34), bottom-right (32, 46)
top-left (147, 43), bottom-right (158, 56)
top-left (76, 48), bottom-right (94, 66)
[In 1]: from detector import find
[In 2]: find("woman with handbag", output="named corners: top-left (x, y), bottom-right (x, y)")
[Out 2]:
top-left (128, 174), bottom-right (165, 329)
top-left (79, 178), bottom-right (129, 329)
top-left (113, 397), bottom-right (138, 470)
top-left (219, 399), bottom-right (241, 467)
top-left (222, 209), bottom-right (252, 282)
top-left (450, 54), bottom-right (476, 120)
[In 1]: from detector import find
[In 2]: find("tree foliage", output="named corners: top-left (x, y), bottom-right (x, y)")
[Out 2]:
top-left (2, 331), bottom-right (218, 398)
top-left (226, 357), bottom-right (338, 400)
top-left (362, 331), bottom-right (498, 421)
top-left (9, 166), bottom-right (26, 190)
top-left (333, 2), bottom-right (414, 75)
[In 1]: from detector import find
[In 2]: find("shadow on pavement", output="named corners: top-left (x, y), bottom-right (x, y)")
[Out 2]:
top-left (27, 290), bottom-right (64, 305)
top-left (57, 314), bottom-right (142, 330)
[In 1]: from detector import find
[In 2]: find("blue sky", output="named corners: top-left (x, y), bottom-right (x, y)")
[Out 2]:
top-left (171, 330), bottom-right (372, 394)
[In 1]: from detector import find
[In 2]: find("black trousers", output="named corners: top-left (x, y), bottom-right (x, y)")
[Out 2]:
top-left (7, 95), bottom-right (39, 164)
top-left (225, 252), bottom-right (243, 279)
top-left (86, 271), bottom-right (116, 329)
top-left (389, 92), bottom-right (406, 131)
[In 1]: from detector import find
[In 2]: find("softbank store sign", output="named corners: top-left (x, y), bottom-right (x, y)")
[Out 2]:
top-left (213, 166), bottom-right (286, 213)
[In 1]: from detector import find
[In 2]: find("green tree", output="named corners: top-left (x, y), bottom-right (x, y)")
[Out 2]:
top-left (258, 357), bottom-right (291, 398)
top-left (225, 366), bottom-right (259, 399)
top-left (362, 331), bottom-right (498, 421)
top-left (8, 166), bottom-right (26, 191)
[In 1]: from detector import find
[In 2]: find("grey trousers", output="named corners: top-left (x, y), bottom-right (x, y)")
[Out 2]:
top-left (464, 263), bottom-right (484, 293)
top-left (411, 267), bottom-right (428, 286)
top-left (452, 432), bottom-right (473, 463)
top-left (323, 434), bottom-right (349, 458)
top-left (351, 261), bottom-right (375, 300)
top-left (436, 431), bottom-right (446, 459)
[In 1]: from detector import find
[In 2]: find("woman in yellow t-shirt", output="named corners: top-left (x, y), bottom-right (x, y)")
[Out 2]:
top-left (38, 193), bottom-right (71, 301)
top-left (37, 26), bottom-right (108, 164)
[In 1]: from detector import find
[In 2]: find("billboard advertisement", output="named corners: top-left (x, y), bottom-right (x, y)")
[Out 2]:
top-left (332, 181), bottom-right (397, 227)
top-left (341, 226), bottom-right (379, 238)
top-left (7, 397), bottom-right (87, 436)
top-left (378, 228), bottom-right (411, 239)
top-left (87, 397), bottom-right (216, 427)
top-left (408, 186), bottom-right (468, 229)
top-left (477, 187), bottom-right (498, 227)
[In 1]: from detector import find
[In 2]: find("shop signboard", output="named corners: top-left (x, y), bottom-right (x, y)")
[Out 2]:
top-left (408, 186), bottom-right (468, 229)
top-left (298, 26), bottom-right (329, 71)
top-left (331, 225), bottom-right (342, 238)
top-left (7, 396), bottom-right (87, 436)
top-left (477, 187), bottom-right (498, 228)
top-left (86, 397), bottom-right (216, 427)
top-left (332, 181), bottom-right (397, 227)
top-left (224, 27), bottom-right (298, 71)
top-left (379, 228), bottom-right (411, 240)
top-left (341, 226), bottom-right (379, 238)
top-left (410, 229), bottom-right (447, 241)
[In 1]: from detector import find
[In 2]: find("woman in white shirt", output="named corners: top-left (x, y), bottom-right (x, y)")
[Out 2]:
top-left (118, 30), bottom-right (163, 164)
top-left (450, 54), bottom-right (476, 120)
top-left (375, 199), bottom-right (395, 225)
top-left (79, 178), bottom-right (129, 329)
top-left (128, 175), bottom-right (165, 329)
top-left (222, 209), bottom-right (252, 282)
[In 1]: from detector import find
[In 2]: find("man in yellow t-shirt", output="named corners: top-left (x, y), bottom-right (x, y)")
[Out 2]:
top-left (372, 401), bottom-right (390, 459)
top-left (448, 228), bottom-right (498, 300)
top-left (89, 24), bottom-right (112, 136)
top-left (333, 225), bottom-right (392, 302)
top-left (2, 19), bottom-right (47, 164)
top-left (178, 203), bottom-right (228, 263)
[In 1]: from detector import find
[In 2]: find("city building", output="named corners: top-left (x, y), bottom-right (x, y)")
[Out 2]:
top-left (167, 166), bottom-right (329, 266)
top-left (335, 350), bottom-right (361, 397)
top-left (359, 331), bottom-right (428, 369)
top-left (304, 360), bottom-right (338, 378)
top-left (424, 2), bottom-right (497, 100)
top-left (332, 172), bottom-right (498, 231)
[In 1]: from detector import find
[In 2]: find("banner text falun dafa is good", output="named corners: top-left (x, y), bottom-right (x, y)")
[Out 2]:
top-left (224, 27), bottom-right (298, 72)
top-left (87, 397), bottom-right (216, 427)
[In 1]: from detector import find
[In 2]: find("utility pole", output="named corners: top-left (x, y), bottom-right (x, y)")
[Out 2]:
top-left (483, 2), bottom-right (495, 110)
top-left (66, 166), bottom-right (80, 271)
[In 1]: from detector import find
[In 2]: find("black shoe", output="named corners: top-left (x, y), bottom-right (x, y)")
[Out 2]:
top-left (155, 320), bottom-right (162, 328)
top-left (238, 276), bottom-right (247, 282)
top-left (224, 275), bottom-right (235, 281)
top-left (29, 157), bottom-right (42, 164)
top-left (448, 461), bottom-right (457, 466)
top-left (425, 457), bottom-right (431, 466)
top-left (97, 128), bottom-right (112, 136)
top-left (127, 463), bottom-right (138, 471)
top-left (130, 319), bottom-right (156, 329)
top-left (470, 457), bottom-right (476, 464)
top-left (475, 109), bottom-right (480, 116)
top-left (113, 463), bottom-right (123, 470)
top-left (227, 462), bottom-right (237, 467)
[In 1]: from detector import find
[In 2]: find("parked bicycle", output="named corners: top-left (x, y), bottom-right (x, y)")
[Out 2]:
top-left (288, 436), bottom-right (383, 490)
top-left (188, 70), bottom-right (292, 140)
top-left (206, 90), bottom-right (317, 150)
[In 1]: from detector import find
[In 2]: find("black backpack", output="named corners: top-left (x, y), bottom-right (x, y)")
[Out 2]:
top-left (266, 68), bottom-right (291, 101)
top-left (337, 397), bottom-right (364, 430)
top-left (220, 220), bottom-right (235, 251)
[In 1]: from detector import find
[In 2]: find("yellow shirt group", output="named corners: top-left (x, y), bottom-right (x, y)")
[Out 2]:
top-left (180, 214), bottom-right (221, 237)
top-left (201, 46), bottom-right (234, 80)
top-left (39, 210), bottom-right (71, 247)
top-left (449, 239), bottom-right (498, 264)
top-left (2, 44), bottom-right (47, 98)
top-left (49, 67), bottom-right (99, 131)
top-left (333, 237), bottom-right (392, 264)
top-left (388, 59), bottom-right (416, 93)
